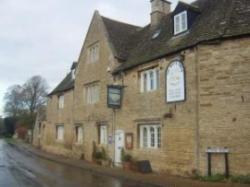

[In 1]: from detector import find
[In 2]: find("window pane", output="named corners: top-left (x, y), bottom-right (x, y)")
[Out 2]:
top-left (88, 43), bottom-right (99, 63)
top-left (150, 71), bottom-right (154, 90)
top-left (181, 12), bottom-right (187, 31)
top-left (140, 68), bottom-right (159, 93)
top-left (175, 16), bottom-right (180, 33)
top-left (143, 73), bottom-right (147, 92)
top-left (76, 126), bottom-right (83, 143)
top-left (85, 83), bottom-right (99, 104)
top-left (150, 127), bottom-right (155, 147)
top-left (59, 95), bottom-right (64, 109)
top-left (156, 69), bottom-right (159, 89)
top-left (100, 126), bottom-right (107, 145)
top-left (157, 127), bottom-right (161, 148)
top-left (56, 125), bottom-right (64, 141)
top-left (143, 127), bottom-right (148, 148)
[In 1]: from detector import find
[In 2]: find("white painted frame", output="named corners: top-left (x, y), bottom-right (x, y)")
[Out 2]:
top-left (174, 11), bottom-right (188, 35)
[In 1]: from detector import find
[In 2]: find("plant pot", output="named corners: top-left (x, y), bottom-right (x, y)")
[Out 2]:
top-left (123, 161), bottom-right (132, 171)
top-left (92, 159), bottom-right (102, 165)
top-left (131, 161), bottom-right (138, 172)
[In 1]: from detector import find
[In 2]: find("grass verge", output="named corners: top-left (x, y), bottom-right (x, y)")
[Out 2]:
top-left (194, 174), bottom-right (250, 184)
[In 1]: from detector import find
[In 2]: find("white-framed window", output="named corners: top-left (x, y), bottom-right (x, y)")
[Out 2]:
top-left (139, 124), bottom-right (161, 149)
top-left (88, 43), bottom-right (99, 63)
top-left (99, 125), bottom-right (107, 145)
top-left (56, 125), bottom-right (64, 141)
top-left (75, 126), bottom-right (83, 144)
top-left (174, 11), bottom-right (188, 35)
top-left (140, 68), bottom-right (159, 93)
top-left (58, 95), bottom-right (64, 109)
top-left (85, 83), bottom-right (100, 104)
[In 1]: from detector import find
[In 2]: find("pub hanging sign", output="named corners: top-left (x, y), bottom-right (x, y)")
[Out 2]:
top-left (166, 60), bottom-right (186, 103)
top-left (107, 85), bottom-right (123, 109)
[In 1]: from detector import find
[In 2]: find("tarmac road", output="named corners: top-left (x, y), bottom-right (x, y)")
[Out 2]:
top-left (0, 139), bottom-right (160, 187)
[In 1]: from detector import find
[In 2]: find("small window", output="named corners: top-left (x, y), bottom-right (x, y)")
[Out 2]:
top-left (85, 83), bottom-right (100, 104)
top-left (99, 125), bottom-right (107, 145)
top-left (58, 95), bottom-right (64, 109)
top-left (140, 68), bottom-right (159, 93)
top-left (56, 125), bottom-right (64, 141)
top-left (139, 124), bottom-right (161, 149)
top-left (75, 126), bottom-right (83, 144)
top-left (88, 43), bottom-right (99, 63)
top-left (174, 11), bottom-right (187, 35)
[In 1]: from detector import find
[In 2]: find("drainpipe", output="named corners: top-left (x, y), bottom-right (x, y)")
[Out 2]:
top-left (112, 108), bottom-right (116, 167)
top-left (195, 46), bottom-right (201, 174)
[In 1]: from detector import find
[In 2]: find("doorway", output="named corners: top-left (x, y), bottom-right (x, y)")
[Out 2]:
top-left (114, 130), bottom-right (124, 165)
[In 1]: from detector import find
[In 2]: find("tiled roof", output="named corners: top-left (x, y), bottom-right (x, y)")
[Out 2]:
top-left (102, 16), bottom-right (141, 60)
top-left (101, 0), bottom-right (250, 73)
top-left (48, 73), bottom-right (74, 96)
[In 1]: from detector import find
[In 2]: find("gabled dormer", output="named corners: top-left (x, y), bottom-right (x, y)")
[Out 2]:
top-left (172, 1), bottom-right (201, 36)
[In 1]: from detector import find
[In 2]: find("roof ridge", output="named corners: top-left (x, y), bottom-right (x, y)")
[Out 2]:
top-left (101, 16), bottom-right (142, 29)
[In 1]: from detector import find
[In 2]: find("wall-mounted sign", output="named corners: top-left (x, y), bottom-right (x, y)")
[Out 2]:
top-left (166, 60), bottom-right (185, 103)
top-left (108, 135), bottom-right (113, 144)
top-left (107, 85), bottom-right (123, 109)
top-left (125, 133), bottom-right (133, 150)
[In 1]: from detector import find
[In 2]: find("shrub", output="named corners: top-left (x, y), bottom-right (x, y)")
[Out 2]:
top-left (121, 148), bottom-right (132, 162)
top-left (92, 142), bottom-right (108, 160)
top-left (231, 175), bottom-right (250, 184)
top-left (94, 151), bottom-right (104, 160)
top-left (197, 174), bottom-right (226, 182)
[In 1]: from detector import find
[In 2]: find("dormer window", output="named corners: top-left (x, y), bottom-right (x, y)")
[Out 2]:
top-left (174, 11), bottom-right (188, 35)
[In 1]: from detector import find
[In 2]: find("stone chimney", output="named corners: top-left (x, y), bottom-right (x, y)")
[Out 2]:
top-left (151, 0), bottom-right (171, 28)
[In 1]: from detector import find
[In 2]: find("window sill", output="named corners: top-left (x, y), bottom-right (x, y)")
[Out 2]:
top-left (140, 90), bottom-right (159, 94)
top-left (55, 140), bottom-right (64, 144)
top-left (172, 30), bottom-right (190, 39)
top-left (74, 142), bottom-right (83, 146)
top-left (98, 143), bottom-right (108, 147)
top-left (139, 147), bottom-right (161, 151)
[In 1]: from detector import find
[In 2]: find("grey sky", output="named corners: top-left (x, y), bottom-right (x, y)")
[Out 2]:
top-left (0, 0), bottom-right (194, 116)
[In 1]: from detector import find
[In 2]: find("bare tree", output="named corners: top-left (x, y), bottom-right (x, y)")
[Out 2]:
top-left (4, 85), bottom-right (24, 117)
top-left (22, 76), bottom-right (49, 114)
top-left (3, 76), bottom-right (49, 128)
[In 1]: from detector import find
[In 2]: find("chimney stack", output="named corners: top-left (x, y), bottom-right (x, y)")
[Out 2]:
top-left (151, 0), bottom-right (171, 28)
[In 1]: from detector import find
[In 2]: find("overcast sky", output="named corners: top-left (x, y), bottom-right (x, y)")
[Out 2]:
top-left (0, 0), bottom-right (194, 116)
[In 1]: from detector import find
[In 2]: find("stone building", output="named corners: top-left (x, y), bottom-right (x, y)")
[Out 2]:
top-left (37, 0), bottom-right (250, 176)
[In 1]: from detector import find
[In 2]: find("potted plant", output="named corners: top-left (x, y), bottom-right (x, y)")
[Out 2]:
top-left (121, 148), bottom-right (132, 170)
top-left (92, 142), bottom-right (110, 166)
top-left (100, 148), bottom-right (110, 167)
top-left (92, 141), bottom-right (101, 164)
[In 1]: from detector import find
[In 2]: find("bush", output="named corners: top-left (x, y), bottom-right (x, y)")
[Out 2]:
top-left (94, 151), bottom-right (104, 160)
top-left (231, 175), bottom-right (250, 184)
top-left (196, 174), bottom-right (226, 182)
top-left (121, 148), bottom-right (132, 162)
top-left (92, 142), bottom-right (108, 160)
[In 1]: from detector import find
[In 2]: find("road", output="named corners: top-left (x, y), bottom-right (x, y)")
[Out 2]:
top-left (0, 139), bottom-right (159, 187)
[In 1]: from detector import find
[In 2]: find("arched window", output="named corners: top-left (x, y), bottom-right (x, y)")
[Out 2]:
top-left (166, 60), bottom-right (185, 103)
